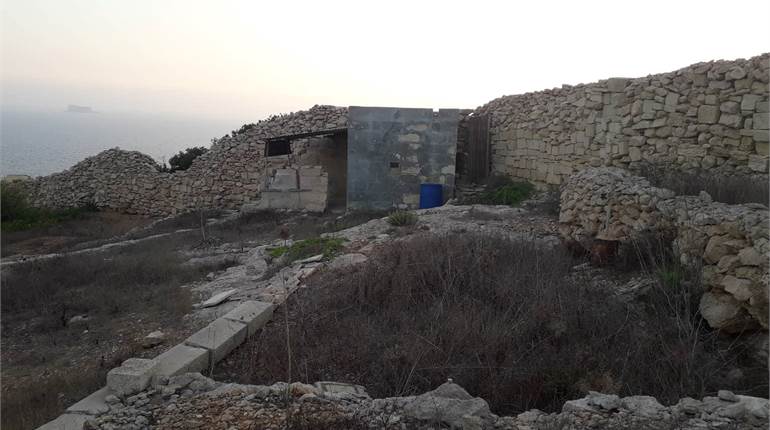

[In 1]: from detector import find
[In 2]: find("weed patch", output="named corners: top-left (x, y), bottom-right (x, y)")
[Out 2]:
top-left (268, 237), bottom-right (345, 263)
top-left (386, 210), bottom-right (417, 226)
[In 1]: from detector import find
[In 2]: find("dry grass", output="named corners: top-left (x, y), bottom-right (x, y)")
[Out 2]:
top-left (0, 236), bottom-right (235, 429)
top-left (219, 233), bottom-right (767, 415)
top-left (1, 239), bottom-right (231, 330)
top-left (638, 165), bottom-right (769, 206)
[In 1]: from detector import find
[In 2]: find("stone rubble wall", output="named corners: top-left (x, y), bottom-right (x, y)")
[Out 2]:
top-left (475, 54), bottom-right (770, 186)
top-left (559, 167), bottom-right (769, 332)
top-left (25, 105), bottom-right (347, 216)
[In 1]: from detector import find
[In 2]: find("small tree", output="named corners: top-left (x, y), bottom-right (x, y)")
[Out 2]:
top-left (167, 147), bottom-right (208, 172)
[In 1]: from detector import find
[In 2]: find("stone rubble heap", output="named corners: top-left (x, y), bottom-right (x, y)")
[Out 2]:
top-left (559, 167), bottom-right (769, 332)
top-left (25, 105), bottom-right (347, 216)
top-left (476, 54), bottom-right (769, 186)
top-left (80, 373), bottom-right (768, 430)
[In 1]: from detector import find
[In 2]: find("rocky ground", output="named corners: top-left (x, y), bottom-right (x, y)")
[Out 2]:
top-left (86, 372), bottom-right (768, 430)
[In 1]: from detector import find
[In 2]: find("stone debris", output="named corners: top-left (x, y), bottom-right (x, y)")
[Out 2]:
top-left (199, 289), bottom-right (237, 308)
top-left (79, 374), bottom-right (768, 430)
top-left (141, 331), bottom-right (165, 349)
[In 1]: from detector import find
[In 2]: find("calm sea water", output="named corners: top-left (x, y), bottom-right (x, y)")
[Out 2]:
top-left (0, 110), bottom-right (235, 177)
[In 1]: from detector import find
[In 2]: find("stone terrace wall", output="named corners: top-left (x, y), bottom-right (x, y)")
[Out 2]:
top-left (475, 54), bottom-right (770, 186)
top-left (26, 105), bottom-right (348, 216)
top-left (560, 167), bottom-right (769, 333)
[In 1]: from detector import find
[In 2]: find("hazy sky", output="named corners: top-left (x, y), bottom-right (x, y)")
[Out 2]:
top-left (2, 0), bottom-right (769, 125)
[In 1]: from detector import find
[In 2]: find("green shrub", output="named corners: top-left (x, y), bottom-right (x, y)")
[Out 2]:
top-left (478, 180), bottom-right (534, 206)
top-left (269, 237), bottom-right (345, 263)
top-left (165, 146), bottom-right (208, 172)
top-left (386, 210), bottom-right (418, 226)
top-left (1, 184), bottom-right (29, 222)
top-left (1, 184), bottom-right (95, 232)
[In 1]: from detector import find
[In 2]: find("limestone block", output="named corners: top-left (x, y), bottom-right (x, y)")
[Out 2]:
top-left (185, 317), bottom-right (248, 364)
top-left (315, 381), bottom-right (369, 396)
top-left (107, 358), bottom-right (159, 397)
top-left (754, 112), bottom-right (769, 130)
top-left (697, 105), bottom-right (720, 124)
top-left (607, 78), bottom-right (628, 92)
top-left (722, 275), bottom-right (754, 302)
top-left (222, 300), bottom-right (275, 336)
top-left (699, 291), bottom-right (751, 332)
top-left (664, 92), bottom-right (679, 107)
top-left (741, 94), bottom-right (761, 111)
top-left (720, 101), bottom-right (740, 114)
top-left (747, 155), bottom-right (768, 172)
top-left (154, 344), bottom-right (210, 377)
top-left (718, 114), bottom-right (742, 128)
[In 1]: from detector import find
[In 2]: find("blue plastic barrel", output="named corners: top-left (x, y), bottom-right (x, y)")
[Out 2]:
top-left (419, 183), bottom-right (443, 209)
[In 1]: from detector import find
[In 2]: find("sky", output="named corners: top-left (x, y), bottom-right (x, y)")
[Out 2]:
top-left (1, 0), bottom-right (769, 125)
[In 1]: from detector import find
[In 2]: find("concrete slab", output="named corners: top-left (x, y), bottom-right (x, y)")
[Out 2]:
top-left (184, 317), bottom-right (248, 364)
top-left (154, 343), bottom-right (210, 377)
top-left (66, 386), bottom-right (111, 415)
top-left (200, 288), bottom-right (237, 308)
top-left (36, 413), bottom-right (91, 430)
top-left (106, 358), bottom-right (158, 396)
top-left (222, 300), bottom-right (275, 336)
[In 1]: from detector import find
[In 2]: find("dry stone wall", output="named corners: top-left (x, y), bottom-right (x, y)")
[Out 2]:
top-left (26, 105), bottom-right (347, 216)
top-left (476, 54), bottom-right (770, 185)
top-left (560, 167), bottom-right (769, 333)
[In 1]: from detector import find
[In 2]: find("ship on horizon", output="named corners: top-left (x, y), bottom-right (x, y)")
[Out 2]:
top-left (66, 104), bottom-right (95, 113)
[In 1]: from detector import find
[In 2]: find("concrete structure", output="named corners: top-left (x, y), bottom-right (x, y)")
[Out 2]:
top-left (184, 318), bottom-right (248, 364)
top-left (347, 106), bottom-right (460, 210)
top-left (222, 300), bottom-right (275, 335)
top-left (154, 344), bottom-right (210, 377)
top-left (106, 358), bottom-right (159, 396)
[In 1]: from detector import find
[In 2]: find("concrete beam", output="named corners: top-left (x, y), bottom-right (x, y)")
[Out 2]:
top-left (154, 344), bottom-right (210, 377)
top-left (222, 300), bottom-right (275, 336)
top-left (184, 318), bottom-right (248, 364)
top-left (106, 358), bottom-right (159, 397)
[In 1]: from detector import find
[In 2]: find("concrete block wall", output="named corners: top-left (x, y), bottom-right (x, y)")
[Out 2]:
top-left (476, 54), bottom-right (769, 186)
top-left (347, 106), bottom-right (460, 210)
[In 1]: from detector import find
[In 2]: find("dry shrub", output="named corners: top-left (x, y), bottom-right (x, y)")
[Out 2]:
top-left (231, 233), bottom-right (766, 415)
top-left (638, 164), bottom-right (769, 206)
top-left (0, 238), bottom-right (231, 331)
top-left (0, 344), bottom-right (136, 430)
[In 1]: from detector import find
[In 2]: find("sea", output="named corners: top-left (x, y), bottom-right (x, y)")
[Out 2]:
top-left (0, 109), bottom-right (237, 177)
